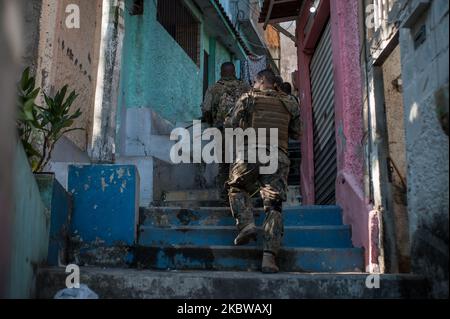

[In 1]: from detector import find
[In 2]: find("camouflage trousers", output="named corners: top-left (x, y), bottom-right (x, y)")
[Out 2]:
top-left (215, 129), bottom-right (230, 198)
top-left (227, 150), bottom-right (290, 255)
top-left (217, 163), bottom-right (230, 197)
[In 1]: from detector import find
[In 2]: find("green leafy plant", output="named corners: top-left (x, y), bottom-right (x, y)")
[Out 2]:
top-left (17, 67), bottom-right (43, 171)
top-left (17, 68), bottom-right (83, 172)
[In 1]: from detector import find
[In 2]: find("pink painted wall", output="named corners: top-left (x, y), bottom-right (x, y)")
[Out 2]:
top-left (329, 0), bottom-right (372, 267)
top-left (296, 11), bottom-right (314, 205)
top-left (297, 0), bottom-right (374, 267)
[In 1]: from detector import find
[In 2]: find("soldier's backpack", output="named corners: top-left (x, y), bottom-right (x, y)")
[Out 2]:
top-left (214, 81), bottom-right (246, 128)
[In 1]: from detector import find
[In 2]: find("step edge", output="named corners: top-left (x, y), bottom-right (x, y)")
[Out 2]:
top-left (139, 225), bottom-right (351, 231)
top-left (135, 245), bottom-right (364, 253)
top-left (37, 266), bottom-right (428, 281)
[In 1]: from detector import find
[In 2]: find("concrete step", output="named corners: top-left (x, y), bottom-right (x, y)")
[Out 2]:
top-left (140, 206), bottom-right (343, 227)
top-left (134, 245), bottom-right (364, 272)
top-left (138, 225), bottom-right (353, 248)
top-left (37, 267), bottom-right (430, 299)
top-left (161, 189), bottom-right (229, 208)
top-left (163, 189), bottom-right (221, 202)
top-left (158, 189), bottom-right (264, 208)
top-left (157, 199), bottom-right (230, 208)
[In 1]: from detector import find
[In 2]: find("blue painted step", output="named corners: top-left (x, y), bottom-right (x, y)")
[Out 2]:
top-left (140, 205), bottom-right (343, 227)
top-left (138, 225), bottom-right (353, 248)
top-left (134, 245), bottom-right (364, 272)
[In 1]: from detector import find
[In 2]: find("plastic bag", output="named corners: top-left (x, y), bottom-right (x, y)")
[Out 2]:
top-left (54, 284), bottom-right (99, 299)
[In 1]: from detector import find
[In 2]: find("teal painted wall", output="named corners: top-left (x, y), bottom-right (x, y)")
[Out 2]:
top-left (206, 36), bottom-right (235, 86)
top-left (9, 144), bottom-right (50, 298)
top-left (207, 37), bottom-right (216, 86)
top-left (214, 40), bottom-right (233, 81)
top-left (120, 0), bottom-right (204, 124)
top-left (119, 0), bottom-right (238, 129)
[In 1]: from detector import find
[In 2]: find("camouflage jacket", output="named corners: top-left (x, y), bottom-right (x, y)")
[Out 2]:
top-left (202, 77), bottom-right (250, 129)
top-left (224, 89), bottom-right (302, 143)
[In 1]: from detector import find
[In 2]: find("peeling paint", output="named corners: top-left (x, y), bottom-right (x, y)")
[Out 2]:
top-left (68, 164), bottom-right (139, 248)
top-left (101, 177), bottom-right (108, 192)
top-left (120, 180), bottom-right (127, 193)
top-left (116, 167), bottom-right (125, 179)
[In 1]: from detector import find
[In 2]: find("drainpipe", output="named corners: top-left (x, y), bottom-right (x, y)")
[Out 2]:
top-left (89, 0), bottom-right (125, 163)
top-left (362, 0), bottom-right (384, 273)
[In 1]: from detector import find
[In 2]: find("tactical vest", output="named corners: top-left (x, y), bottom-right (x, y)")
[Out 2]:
top-left (250, 94), bottom-right (291, 153)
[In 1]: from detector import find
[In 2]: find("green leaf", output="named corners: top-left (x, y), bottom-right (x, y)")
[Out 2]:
top-left (63, 91), bottom-right (78, 109)
top-left (23, 100), bottom-right (36, 121)
top-left (69, 108), bottom-right (82, 120)
top-left (21, 67), bottom-right (30, 90)
top-left (31, 159), bottom-right (40, 172)
top-left (55, 85), bottom-right (68, 109)
top-left (22, 139), bottom-right (41, 159)
top-left (43, 93), bottom-right (54, 110)
top-left (29, 87), bottom-right (40, 100)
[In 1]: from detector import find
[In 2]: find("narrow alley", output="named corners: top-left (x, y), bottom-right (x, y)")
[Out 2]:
top-left (0, 0), bottom-right (448, 301)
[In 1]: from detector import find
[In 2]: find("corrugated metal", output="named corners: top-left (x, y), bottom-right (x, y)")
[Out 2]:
top-left (288, 140), bottom-right (301, 186)
top-left (310, 22), bottom-right (336, 205)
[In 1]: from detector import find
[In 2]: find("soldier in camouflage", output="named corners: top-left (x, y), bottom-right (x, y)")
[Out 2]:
top-left (279, 82), bottom-right (300, 105)
top-left (224, 69), bottom-right (301, 273)
top-left (201, 62), bottom-right (250, 199)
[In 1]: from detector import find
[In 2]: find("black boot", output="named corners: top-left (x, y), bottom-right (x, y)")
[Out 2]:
top-left (234, 223), bottom-right (257, 245)
top-left (261, 251), bottom-right (279, 273)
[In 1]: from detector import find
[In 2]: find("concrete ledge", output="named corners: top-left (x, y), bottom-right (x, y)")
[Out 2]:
top-left (36, 267), bottom-right (430, 299)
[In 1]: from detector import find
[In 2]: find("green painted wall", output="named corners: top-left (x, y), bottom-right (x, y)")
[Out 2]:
top-left (214, 40), bottom-right (233, 81)
top-left (207, 36), bottom-right (216, 86)
top-left (119, 0), bottom-right (239, 128)
top-left (205, 36), bottom-right (242, 89)
top-left (120, 0), bottom-right (205, 124)
top-left (9, 144), bottom-right (50, 298)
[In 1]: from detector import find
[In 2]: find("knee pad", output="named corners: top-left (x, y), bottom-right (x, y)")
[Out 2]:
top-left (263, 198), bottom-right (282, 213)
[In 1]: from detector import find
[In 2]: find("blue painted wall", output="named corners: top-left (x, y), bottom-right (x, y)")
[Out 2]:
top-left (68, 165), bottom-right (139, 246)
top-left (35, 174), bottom-right (72, 266)
top-left (9, 144), bottom-right (50, 298)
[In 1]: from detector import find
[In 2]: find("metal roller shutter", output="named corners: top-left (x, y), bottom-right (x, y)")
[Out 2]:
top-left (310, 22), bottom-right (337, 205)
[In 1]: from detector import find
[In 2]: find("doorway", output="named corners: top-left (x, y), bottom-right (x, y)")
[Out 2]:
top-left (310, 21), bottom-right (337, 205)
top-left (203, 50), bottom-right (209, 98)
top-left (381, 44), bottom-right (410, 273)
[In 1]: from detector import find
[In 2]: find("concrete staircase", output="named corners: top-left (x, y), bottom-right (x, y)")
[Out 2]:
top-left (36, 183), bottom-right (430, 298)
top-left (135, 205), bottom-right (364, 272)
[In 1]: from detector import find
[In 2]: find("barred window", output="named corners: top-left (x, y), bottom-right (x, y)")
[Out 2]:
top-left (157, 0), bottom-right (200, 66)
top-left (130, 0), bottom-right (144, 16)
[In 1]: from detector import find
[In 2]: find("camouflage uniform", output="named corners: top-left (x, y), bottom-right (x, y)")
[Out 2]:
top-left (224, 89), bottom-right (301, 255)
top-left (202, 77), bottom-right (250, 193)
